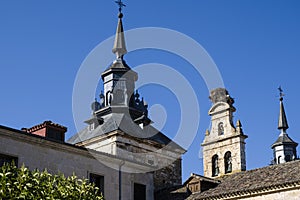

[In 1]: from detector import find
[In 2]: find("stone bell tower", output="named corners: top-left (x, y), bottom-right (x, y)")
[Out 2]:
top-left (202, 88), bottom-right (247, 178)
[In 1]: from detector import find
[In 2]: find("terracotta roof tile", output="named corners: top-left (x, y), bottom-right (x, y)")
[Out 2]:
top-left (188, 160), bottom-right (300, 199)
top-left (22, 120), bottom-right (67, 133)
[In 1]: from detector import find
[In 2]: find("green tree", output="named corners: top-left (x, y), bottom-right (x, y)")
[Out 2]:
top-left (0, 162), bottom-right (104, 200)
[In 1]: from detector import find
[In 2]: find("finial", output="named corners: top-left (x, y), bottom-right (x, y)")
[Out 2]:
top-left (205, 129), bottom-right (210, 136)
top-left (99, 91), bottom-right (105, 108)
top-left (91, 98), bottom-right (100, 112)
top-left (236, 120), bottom-right (244, 135)
top-left (115, 0), bottom-right (126, 14)
top-left (236, 120), bottom-right (242, 128)
top-left (278, 86), bottom-right (284, 101)
top-left (99, 91), bottom-right (104, 99)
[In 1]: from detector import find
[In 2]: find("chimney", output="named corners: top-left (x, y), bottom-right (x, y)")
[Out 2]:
top-left (22, 121), bottom-right (67, 142)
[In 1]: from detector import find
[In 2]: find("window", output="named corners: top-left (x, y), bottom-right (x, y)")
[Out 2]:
top-left (224, 151), bottom-right (232, 174)
top-left (89, 173), bottom-right (104, 196)
top-left (106, 91), bottom-right (112, 106)
top-left (278, 156), bottom-right (282, 164)
top-left (134, 183), bottom-right (146, 200)
top-left (212, 155), bottom-right (219, 177)
top-left (46, 128), bottom-right (64, 141)
top-left (218, 122), bottom-right (224, 135)
top-left (0, 153), bottom-right (18, 167)
top-left (285, 155), bottom-right (291, 162)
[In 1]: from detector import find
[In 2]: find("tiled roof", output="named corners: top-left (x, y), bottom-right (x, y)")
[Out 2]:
top-left (155, 185), bottom-right (190, 200)
top-left (21, 120), bottom-right (67, 133)
top-left (67, 113), bottom-right (185, 152)
top-left (188, 160), bottom-right (300, 199)
top-left (183, 173), bottom-right (220, 186)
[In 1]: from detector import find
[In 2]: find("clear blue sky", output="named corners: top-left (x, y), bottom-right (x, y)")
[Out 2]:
top-left (1, 0), bottom-right (300, 182)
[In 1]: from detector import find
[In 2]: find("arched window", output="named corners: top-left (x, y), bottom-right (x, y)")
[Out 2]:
top-left (218, 122), bottom-right (224, 135)
top-left (106, 91), bottom-right (111, 106)
top-left (278, 156), bottom-right (281, 164)
top-left (212, 154), bottom-right (219, 177)
top-left (224, 151), bottom-right (232, 174)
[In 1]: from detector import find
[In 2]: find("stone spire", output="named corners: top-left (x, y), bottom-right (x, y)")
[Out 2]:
top-left (112, 11), bottom-right (127, 60)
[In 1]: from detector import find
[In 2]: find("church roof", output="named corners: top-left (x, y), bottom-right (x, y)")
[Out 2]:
top-left (187, 160), bottom-right (300, 199)
top-left (272, 132), bottom-right (298, 148)
top-left (101, 59), bottom-right (136, 79)
top-left (67, 113), bottom-right (184, 152)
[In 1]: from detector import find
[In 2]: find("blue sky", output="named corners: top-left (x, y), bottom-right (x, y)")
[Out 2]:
top-left (1, 0), bottom-right (300, 181)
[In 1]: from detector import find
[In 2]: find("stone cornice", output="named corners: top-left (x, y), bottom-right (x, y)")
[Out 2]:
top-left (201, 134), bottom-right (247, 147)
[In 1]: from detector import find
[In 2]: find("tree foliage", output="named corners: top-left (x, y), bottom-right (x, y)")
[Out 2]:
top-left (0, 162), bottom-right (104, 200)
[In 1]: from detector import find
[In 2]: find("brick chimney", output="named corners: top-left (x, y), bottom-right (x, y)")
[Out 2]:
top-left (22, 121), bottom-right (67, 142)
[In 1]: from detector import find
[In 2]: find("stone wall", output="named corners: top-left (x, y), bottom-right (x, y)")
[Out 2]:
top-left (0, 127), bottom-right (154, 200)
top-left (153, 158), bottom-right (182, 191)
top-left (202, 136), bottom-right (246, 177)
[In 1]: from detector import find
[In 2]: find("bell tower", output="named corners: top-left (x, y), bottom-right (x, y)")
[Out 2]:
top-left (202, 88), bottom-right (247, 178)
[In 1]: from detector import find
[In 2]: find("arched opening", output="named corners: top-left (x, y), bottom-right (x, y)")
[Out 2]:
top-left (278, 156), bottom-right (281, 164)
top-left (212, 154), bottom-right (219, 177)
top-left (224, 151), bottom-right (232, 174)
top-left (106, 91), bottom-right (111, 106)
top-left (218, 122), bottom-right (224, 135)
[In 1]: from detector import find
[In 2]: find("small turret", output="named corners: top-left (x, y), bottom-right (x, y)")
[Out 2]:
top-left (272, 87), bottom-right (298, 164)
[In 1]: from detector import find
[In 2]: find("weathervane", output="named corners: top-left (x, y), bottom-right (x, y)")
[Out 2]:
top-left (278, 86), bottom-right (285, 100)
top-left (115, 0), bottom-right (126, 13)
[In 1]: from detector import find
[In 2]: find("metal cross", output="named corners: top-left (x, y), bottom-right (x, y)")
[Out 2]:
top-left (115, 0), bottom-right (126, 12)
top-left (278, 86), bottom-right (284, 98)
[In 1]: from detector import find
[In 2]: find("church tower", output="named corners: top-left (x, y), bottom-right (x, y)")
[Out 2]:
top-left (87, 5), bottom-right (150, 129)
top-left (68, 1), bottom-right (185, 191)
top-left (202, 88), bottom-right (247, 178)
top-left (272, 88), bottom-right (298, 164)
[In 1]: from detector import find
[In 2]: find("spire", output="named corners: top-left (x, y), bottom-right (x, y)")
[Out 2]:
top-left (112, 0), bottom-right (127, 60)
top-left (278, 87), bottom-right (289, 132)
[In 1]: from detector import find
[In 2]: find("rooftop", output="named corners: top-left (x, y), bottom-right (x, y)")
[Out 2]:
top-left (188, 160), bottom-right (300, 199)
